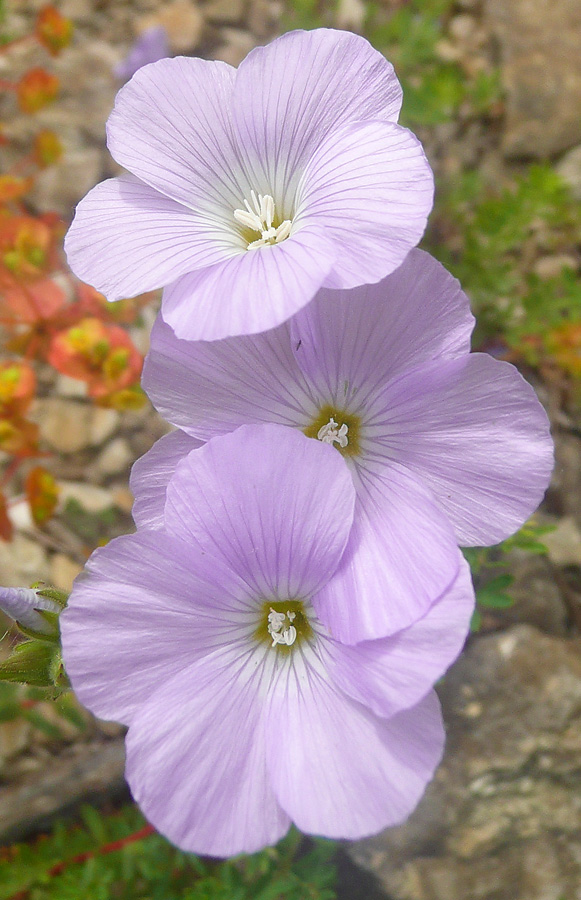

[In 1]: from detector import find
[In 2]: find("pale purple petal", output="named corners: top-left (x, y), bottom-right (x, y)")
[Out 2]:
top-left (314, 462), bottom-right (460, 643)
top-left (296, 122), bottom-right (434, 289)
top-left (327, 555), bottom-right (474, 718)
top-left (65, 176), bottom-right (239, 302)
top-left (368, 354), bottom-right (554, 544)
top-left (61, 531), bottom-right (250, 725)
top-left (143, 315), bottom-right (316, 440)
top-left (130, 430), bottom-right (201, 530)
top-left (106, 57), bottom-right (244, 211)
top-left (290, 249), bottom-right (474, 407)
top-left (161, 222), bottom-right (337, 341)
top-left (267, 658), bottom-right (444, 839)
top-left (233, 29), bottom-right (402, 204)
top-left (126, 646), bottom-right (290, 856)
top-left (164, 424), bottom-right (355, 600)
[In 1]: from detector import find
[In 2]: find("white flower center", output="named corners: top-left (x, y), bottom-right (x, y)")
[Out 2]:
top-left (234, 192), bottom-right (292, 250)
top-left (317, 417), bottom-right (349, 449)
top-left (267, 607), bottom-right (297, 647)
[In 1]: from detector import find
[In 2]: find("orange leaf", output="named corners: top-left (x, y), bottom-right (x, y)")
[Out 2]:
top-left (0, 491), bottom-right (13, 542)
top-left (26, 465), bottom-right (60, 526)
top-left (17, 68), bottom-right (59, 114)
top-left (35, 6), bottom-right (74, 56)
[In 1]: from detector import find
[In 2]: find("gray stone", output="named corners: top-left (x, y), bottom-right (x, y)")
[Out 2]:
top-left (0, 738), bottom-right (127, 843)
top-left (557, 144), bottom-right (581, 201)
top-left (35, 399), bottom-right (119, 454)
top-left (544, 517), bottom-right (581, 567)
top-left (204, 0), bottom-right (246, 25)
top-left (349, 626), bottom-right (581, 900)
top-left (500, 551), bottom-right (569, 637)
top-left (486, 0), bottom-right (581, 157)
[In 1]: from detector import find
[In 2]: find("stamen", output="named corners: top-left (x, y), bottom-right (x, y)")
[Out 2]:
top-left (267, 607), bottom-right (297, 647)
top-left (234, 193), bottom-right (292, 251)
top-left (317, 417), bottom-right (349, 449)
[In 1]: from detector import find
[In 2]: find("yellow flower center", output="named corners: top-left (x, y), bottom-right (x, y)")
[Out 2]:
top-left (304, 405), bottom-right (361, 457)
top-left (254, 598), bottom-right (313, 653)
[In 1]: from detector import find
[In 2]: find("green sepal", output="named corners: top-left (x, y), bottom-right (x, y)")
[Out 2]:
top-left (0, 640), bottom-right (61, 687)
top-left (31, 583), bottom-right (69, 608)
top-left (17, 610), bottom-right (60, 642)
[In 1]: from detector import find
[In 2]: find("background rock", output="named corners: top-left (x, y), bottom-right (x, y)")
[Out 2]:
top-left (486, 0), bottom-right (581, 158)
top-left (349, 626), bottom-right (581, 900)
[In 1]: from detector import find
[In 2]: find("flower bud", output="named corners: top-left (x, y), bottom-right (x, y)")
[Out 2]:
top-left (0, 586), bottom-right (61, 636)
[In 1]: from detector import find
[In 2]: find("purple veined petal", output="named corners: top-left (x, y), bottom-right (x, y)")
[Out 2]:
top-left (367, 354), bottom-right (554, 545)
top-left (106, 57), bottom-right (246, 212)
top-left (64, 175), bottom-right (240, 302)
top-left (313, 461), bottom-right (460, 643)
top-left (290, 249), bottom-right (475, 410)
top-left (60, 531), bottom-right (253, 725)
top-left (125, 645), bottom-right (291, 856)
top-left (143, 315), bottom-right (317, 441)
top-left (161, 221), bottom-right (337, 341)
top-left (164, 424), bottom-right (355, 601)
top-left (267, 657), bottom-right (444, 839)
top-left (233, 29), bottom-right (402, 207)
top-left (130, 430), bottom-right (202, 530)
top-left (295, 120), bottom-right (434, 290)
top-left (327, 555), bottom-right (474, 719)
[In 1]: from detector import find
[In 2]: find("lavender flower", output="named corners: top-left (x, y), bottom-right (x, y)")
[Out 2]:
top-left (61, 425), bottom-right (474, 856)
top-left (114, 27), bottom-right (170, 82)
top-left (0, 586), bottom-right (61, 635)
top-left (140, 249), bottom-right (554, 643)
top-left (64, 29), bottom-right (434, 341)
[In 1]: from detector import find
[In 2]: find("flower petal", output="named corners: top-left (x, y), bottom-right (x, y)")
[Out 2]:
top-left (130, 429), bottom-right (201, 530)
top-left (143, 315), bottom-right (316, 440)
top-left (369, 354), bottom-right (554, 544)
top-left (61, 531), bottom-right (249, 725)
top-left (126, 646), bottom-right (290, 856)
top-left (65, 175), bottom-right (238, 302)
top-left (313, 462), bottom-right (460, 643)
top-left (290, 249), bottom-right (474, 409)
top-left (296, 121), bottom-right (434, 289)
top-left (267, 657), bottom-right (444, 839)
top-left (327, 555), bottom-right (474, 718)
top-left (233, 28), bottom-right (402, 203)
top-left (164, 424), bottom-right (355, 600)
top-left (161, 221), bottom-right (337, 340)
top-left (106, 57), bottom-right (244, 211)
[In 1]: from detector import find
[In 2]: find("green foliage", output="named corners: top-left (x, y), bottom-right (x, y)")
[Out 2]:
top-left (464, 518), bottom-right (554, 631)
top-left (0, 640), bottom-right (60, 688)
top-left (0, 807), bottom-right (337, 900)
top-left (60, 498), bottom-right (123, 548)
top-left (428, 165), bottom-right (581, 351)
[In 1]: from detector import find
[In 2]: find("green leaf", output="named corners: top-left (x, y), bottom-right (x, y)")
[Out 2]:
top-left (0, 640), bottom-right (55, 686)
top-left (476, 574), bottom-right (514, 609)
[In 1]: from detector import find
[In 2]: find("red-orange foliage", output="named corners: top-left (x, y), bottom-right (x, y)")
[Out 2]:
top-left (0, 8), bottom-right (149, 539)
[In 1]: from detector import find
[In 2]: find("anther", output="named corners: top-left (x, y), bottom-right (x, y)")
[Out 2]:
top-left (234, 193), bottom-right (292, 250)
top-left (267, 607), bottom-right (297, 647)
top-left (317, 417), bottom-right (349, 449)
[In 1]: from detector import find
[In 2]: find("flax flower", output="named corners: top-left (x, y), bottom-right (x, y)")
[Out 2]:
top-left (64, 29), bottom-right (433, 341)
top-left (141, 249), bottom-right (554, 643)
top-left (61, 425), bottom-right (474, 856)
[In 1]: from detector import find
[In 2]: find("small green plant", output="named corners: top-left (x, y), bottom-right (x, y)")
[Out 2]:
top-left (0, 807), bottom-right (337, 900)
top-left (428, 165), bottom-right (581, 356)
top-left (464, 518), bottom-right (554, 631)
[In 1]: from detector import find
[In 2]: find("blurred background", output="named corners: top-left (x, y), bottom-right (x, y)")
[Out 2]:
top-left (0, 0), bottom-right (580, 898)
